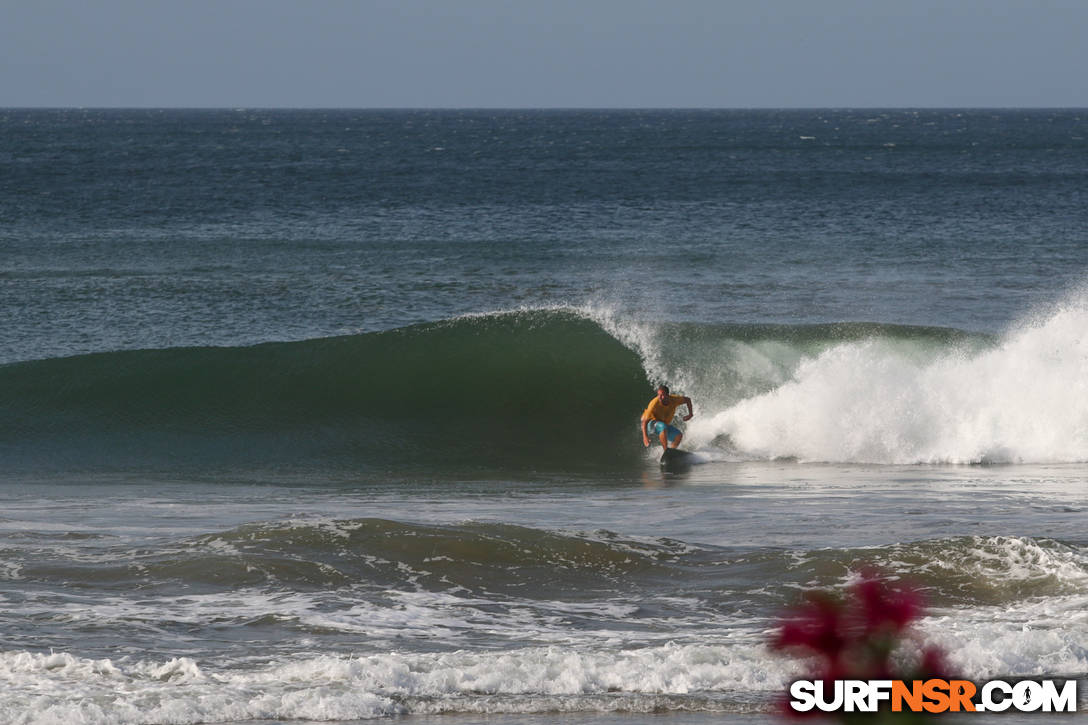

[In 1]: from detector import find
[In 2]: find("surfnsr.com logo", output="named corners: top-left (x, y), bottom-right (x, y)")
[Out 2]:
top-left (789, 678), bottom-right (1078, 714)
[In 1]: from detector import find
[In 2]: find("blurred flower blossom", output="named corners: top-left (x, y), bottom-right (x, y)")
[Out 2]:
top-left (772, 569), bottom-right (952, 719)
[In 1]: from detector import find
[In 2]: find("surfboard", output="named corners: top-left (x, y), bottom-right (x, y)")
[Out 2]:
top-left (660, 447), bottom-right (697, 471)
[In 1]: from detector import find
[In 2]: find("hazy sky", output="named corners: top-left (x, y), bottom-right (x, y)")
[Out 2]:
top-left (3, 0), bottom-right (1085, 108)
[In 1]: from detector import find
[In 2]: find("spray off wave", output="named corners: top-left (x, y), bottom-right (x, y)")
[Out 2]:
top-left (686, 296), bottom-right (1088, 464)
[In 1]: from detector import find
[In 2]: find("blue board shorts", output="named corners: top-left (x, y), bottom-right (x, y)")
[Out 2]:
top-left (646, 420), bottom-right (682, 442)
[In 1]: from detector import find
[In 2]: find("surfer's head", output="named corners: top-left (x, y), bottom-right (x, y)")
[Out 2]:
top-left (656, 384), bottom-right (670, 403)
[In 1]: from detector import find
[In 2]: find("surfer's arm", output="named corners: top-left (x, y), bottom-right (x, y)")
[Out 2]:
top-left (639, 413), bottom-right (651, 447)
top-left (681, 396), bottom-right (694, 421)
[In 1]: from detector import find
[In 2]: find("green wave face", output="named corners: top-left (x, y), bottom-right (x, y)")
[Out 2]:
top-left (1, 309), bottom-right (995, 473)
top-left (0, 310), bottom-right (649, 472)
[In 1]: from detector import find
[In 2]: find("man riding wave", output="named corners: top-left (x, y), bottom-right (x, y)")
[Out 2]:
top-left (641, 384), bottom-right (693, 451)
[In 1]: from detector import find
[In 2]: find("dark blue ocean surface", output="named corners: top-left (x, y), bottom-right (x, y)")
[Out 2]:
top-left (3, 109), bottom-right (1086, 363)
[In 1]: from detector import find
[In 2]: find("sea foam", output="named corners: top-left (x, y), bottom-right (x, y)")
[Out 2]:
top-left (686, 295), bottom-right (1088, 464)
top-left (0, 643), bottom-right (789, 724)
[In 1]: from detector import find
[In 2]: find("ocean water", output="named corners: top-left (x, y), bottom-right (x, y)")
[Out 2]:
top-left (1, 108), bottom-right (1087, 723)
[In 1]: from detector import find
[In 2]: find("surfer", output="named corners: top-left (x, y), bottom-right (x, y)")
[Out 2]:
top-left (640, 385), bottom-right (693, 451)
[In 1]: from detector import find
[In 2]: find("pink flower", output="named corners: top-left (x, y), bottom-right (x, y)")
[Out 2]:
top-left (854, 570), bottom-right (922, 634)
top-left (772, 569), bottom-right (953, 719)
top-left (774, 591), bottom-right (846, 658)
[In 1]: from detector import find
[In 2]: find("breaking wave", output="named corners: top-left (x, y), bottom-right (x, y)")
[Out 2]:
top-left (4, 293), bottom-right (1088, 471)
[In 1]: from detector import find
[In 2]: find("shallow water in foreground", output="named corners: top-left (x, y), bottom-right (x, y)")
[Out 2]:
top-left (2, 460), bottom-right (1086, 722)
